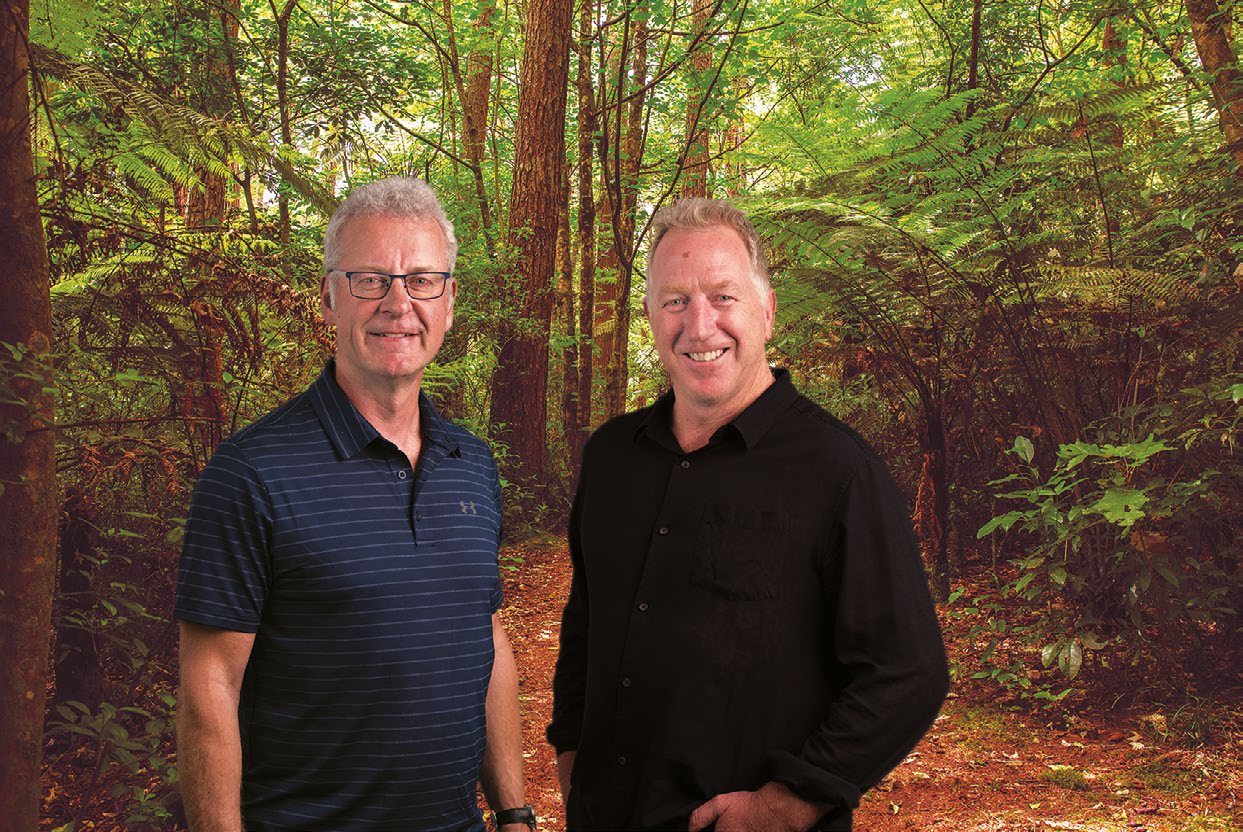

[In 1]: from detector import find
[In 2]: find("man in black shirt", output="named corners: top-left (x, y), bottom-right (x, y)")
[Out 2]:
top-left (547, 198), bottom-right (949, 831)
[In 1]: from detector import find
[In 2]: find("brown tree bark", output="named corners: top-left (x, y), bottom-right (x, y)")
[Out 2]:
top-left (964, 0), bottom-right (982, 121)
top-left (914, 410), bottom-right (951, 601)
top-left (444, 0), bottom-right (497, 250)
top-left (490, 0), bottom-right (573, 491)
top-left (181, 0), bottom-right (237, 466)
top-left (574, 0), bottom-right (598, 463)
top-left (555, 164), bottom-right (577, 472)
top-left (272, 0), bottom-right (295, 276)
top-left (1101, 17), bottom-right (1127, 150)
top-left (1185, 0), bottom-right (1243, 174)
top-left (722, 77), bottom-right (746, 196)
top-left (184, 0), bottom-right (239, 230)
top-left (0, 0), bottom-right (58, 824)
top-left (682, 0), bottom-right (713, 198)
top-left (53, 489), bottom-right (102, 711)
top-left (595, 8), bottom-right (649, 420)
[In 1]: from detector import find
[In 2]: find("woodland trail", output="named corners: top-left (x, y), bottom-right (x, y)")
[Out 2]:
top-left (498, 540), bottom-right (1241, 832)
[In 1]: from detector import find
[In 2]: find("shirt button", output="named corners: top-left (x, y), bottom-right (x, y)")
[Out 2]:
top-left (398, 470), bottom-right (408, 480)
top-left (637, 601), bottom-right (649, 612)
top-left (680, 459), bottom-right (690, 469)
top-left (617, 756), bottom-right (627, 766)
top-left (658, 526), bottom-right (669, 536)
top-left (621, 677), bottom-right (632, 688)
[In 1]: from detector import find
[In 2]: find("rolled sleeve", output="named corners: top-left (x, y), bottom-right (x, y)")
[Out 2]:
top-left (771, 456), bottom-right (949, 809)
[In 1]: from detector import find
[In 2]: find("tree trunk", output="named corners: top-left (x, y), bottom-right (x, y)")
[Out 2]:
top-left (595, 8), bottom-right (648, 419)
top-left (0, 0), bottom-right (58, 824)
top-left (444, 0), bottom-right (497, 249)
top-left (682, 0), bottom-right (713, 198)
top-left (556, 164), bottom-right (577, 479)
top-left (273, 0), bottom-right (295, 279)
top-left (964, 0), bottom-right (982, 121)
top-left (181, 0), bottom-right (237, 467)
top-left (1101, 17), bottom-right (1127, 150)
top-left (722, 78), bottom-right (746, 196)
top-left (574, 0), bottom-right (598, 463)
top-left (53, 489), bottom-right (102, 711)
top-left (914, 410), bottom-right (951, 601)
top-left (1185, 0), bottom-right (1243, 174)
top-left (490, 0), bottom-right (573, 492)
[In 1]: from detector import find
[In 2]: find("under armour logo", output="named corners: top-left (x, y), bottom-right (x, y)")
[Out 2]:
top-left (460, 501), bottom-right (478, 514)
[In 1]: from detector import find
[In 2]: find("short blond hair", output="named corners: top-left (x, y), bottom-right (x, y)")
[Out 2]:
top-left (647, 198), bottom-right (770, 292)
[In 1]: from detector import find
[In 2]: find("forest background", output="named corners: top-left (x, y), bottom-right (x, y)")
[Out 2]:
top-left (0, 0), bottom-right (1240, 827)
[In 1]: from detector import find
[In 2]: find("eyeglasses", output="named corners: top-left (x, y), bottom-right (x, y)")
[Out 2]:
top-left (329, 270), bottom-right (452, 301)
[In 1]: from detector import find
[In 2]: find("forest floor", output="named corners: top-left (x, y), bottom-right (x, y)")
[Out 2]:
top-left (499, 538), bottom-right (1242, 832)
top-left (41, 538), bottom-right (1242, 831)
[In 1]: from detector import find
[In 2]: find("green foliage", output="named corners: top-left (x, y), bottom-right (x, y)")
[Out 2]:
top-left (0, 340), bottom-right (56, 446)
top-left (977, 378), bottom-right (1241, 691)
top-left (1041, 765), bottom-right (1090, 790)
top-left (46, 694), bottom-right (178, 826)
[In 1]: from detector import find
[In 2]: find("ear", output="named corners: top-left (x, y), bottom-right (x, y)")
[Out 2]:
top-left (642, 294), bottom-right (651, 324)
top-left (320, 272), bottom-right (337, 324)
top-left (444, 277), bottom-right (458, 332)
top-left (763, 287), bottom-right (776, 341)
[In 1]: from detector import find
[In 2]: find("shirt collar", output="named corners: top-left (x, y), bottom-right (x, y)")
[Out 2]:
top-left (309, 359), bottom-right (460, 460)
top-left (635, 367), bottom-right (798, 452)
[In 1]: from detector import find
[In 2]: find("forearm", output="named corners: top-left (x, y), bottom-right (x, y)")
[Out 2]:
top-left (480, 618), bottom-right (526, 819)
top-left (555, 749), bottom-right (576, 806)
top-left (176, 689), bottom-right (245, 832)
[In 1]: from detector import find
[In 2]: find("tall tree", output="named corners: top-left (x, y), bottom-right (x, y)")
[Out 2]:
top-left (0, 0), bottom-right (57, 824)
top-left (595, 5), bottom-right (649, 419)
top-left (1185, 0), bottom-right (1243, 174)
top-left (181, 0), bottom-right (240, 466)
top-left (573, 0), bottom-right (598, 462)
top-left (490, 0), bottom-right (573, 489)
top-left (443, 0), bottom-right (498, 250)
top-left (682, 0), bottom-right (714, 198)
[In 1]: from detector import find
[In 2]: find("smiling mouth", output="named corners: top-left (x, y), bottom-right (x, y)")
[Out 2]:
top-left (372, 332), bottom-right (419, 338)
top-left (686, 349), bottom-right (727, 362)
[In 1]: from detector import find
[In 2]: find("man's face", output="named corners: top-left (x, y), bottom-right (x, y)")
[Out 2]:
top-left (644, 224), bottom-right (776, 416)
top-left (320, 214), bottom-right (456, 391)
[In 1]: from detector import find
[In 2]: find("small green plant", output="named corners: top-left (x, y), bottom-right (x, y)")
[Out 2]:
top-left (976, 379), bottom-right (1240, 692)
top-left (1041, 765), bottom-right (1089, 790)
top-left (47, 695), bottom-right (179, 824)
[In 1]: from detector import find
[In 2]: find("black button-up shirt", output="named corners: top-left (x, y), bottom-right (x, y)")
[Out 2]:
top-left (548, 370), bottom-right (948, 831)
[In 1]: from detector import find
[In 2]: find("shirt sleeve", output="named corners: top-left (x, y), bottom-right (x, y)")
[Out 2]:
top-left (767, 454), bottom-right (950, 812)
top-left (174, 441), bottom-right (274, 633)
top-left (546, 465), bottom-right (590, 754)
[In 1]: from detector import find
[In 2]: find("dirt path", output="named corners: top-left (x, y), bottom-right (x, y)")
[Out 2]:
top-left (498, 540), bottom-right (1241, 832)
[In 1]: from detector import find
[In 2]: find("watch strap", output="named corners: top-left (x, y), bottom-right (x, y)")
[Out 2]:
top-left (494, 804), bottom-right (536, 830)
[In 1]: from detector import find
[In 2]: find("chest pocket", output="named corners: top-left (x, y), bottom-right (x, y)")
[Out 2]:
top-left (692, 502), bottom-right (788, 601)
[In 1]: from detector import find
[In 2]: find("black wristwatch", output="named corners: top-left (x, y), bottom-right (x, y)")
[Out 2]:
top-left (494, 805), bottom-right (536, 830)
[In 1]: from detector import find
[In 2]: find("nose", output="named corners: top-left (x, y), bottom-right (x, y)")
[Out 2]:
top-left (685, 298), bottom-right (717, 340)
top-left (377, 277), bottom-right (416, 315)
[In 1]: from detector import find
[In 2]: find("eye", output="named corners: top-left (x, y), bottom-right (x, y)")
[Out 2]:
top-left (714, 294), bottom-right (735, 303)
top-left (355, 273), bottom-right (386, 287)
top-left (664, 298), bottom-right (687, 308)
top-left (409, 274), bottom-right (435, 288)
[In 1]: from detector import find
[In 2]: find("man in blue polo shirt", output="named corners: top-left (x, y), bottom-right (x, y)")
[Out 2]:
top-left (175, 177), bottom-right (533, 832)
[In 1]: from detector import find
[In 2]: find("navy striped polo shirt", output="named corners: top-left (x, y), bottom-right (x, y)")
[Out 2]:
top-left (175, 361), bottom-right (502, 832)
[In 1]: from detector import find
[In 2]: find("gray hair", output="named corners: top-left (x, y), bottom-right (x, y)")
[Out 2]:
top-left (646, 198), bottom-right (770, 293)
top-left (323, 176), bottom-right (459, 275)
